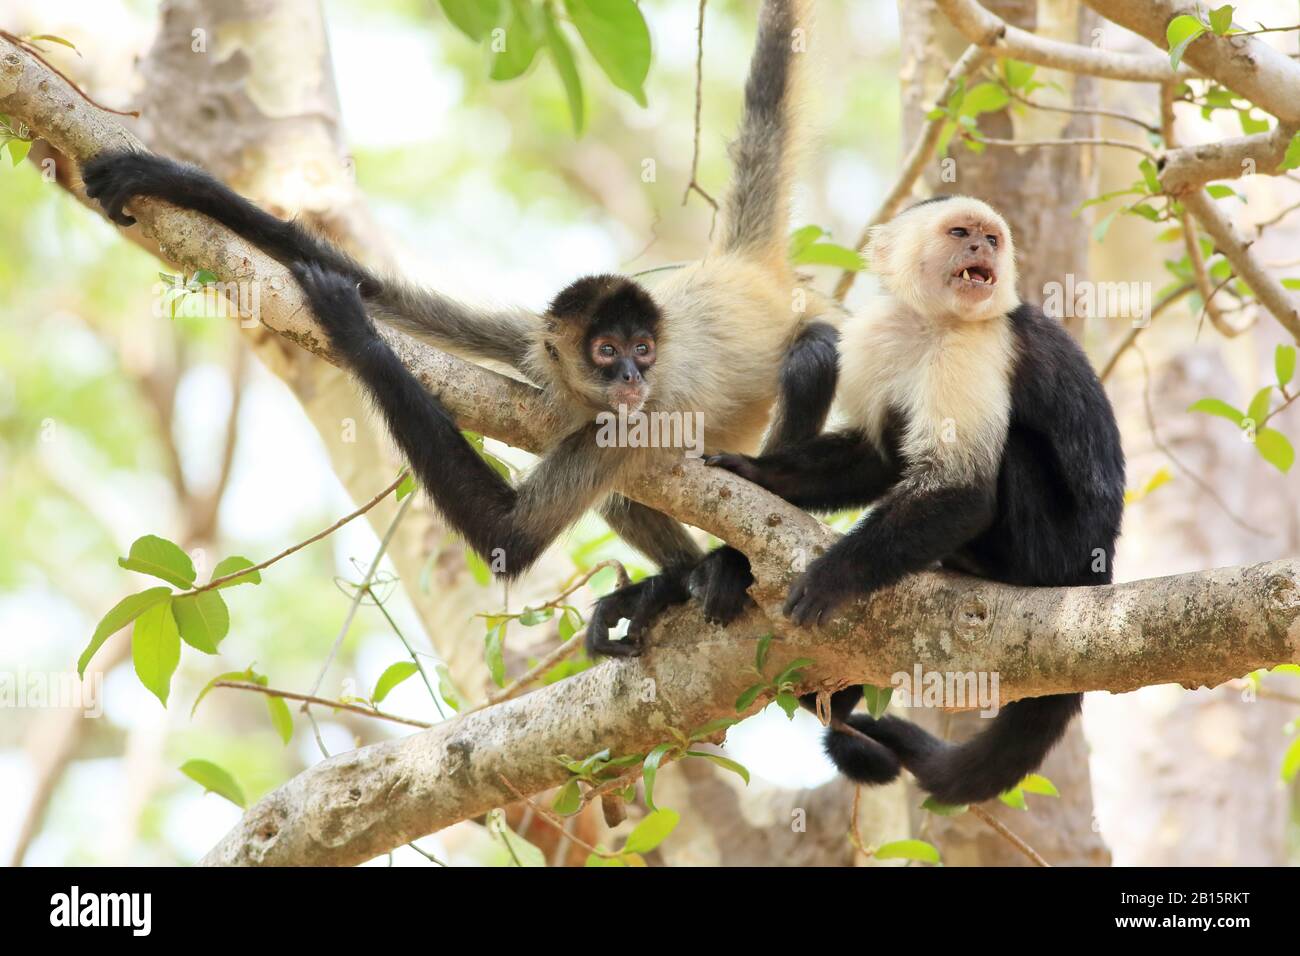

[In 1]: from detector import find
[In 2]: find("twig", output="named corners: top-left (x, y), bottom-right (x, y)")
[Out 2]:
top-left (975, 136), bottom-right (1156, 158)
top-left (364, 580), bottom-right (447, 719)
top-left (0, 30), bottom-right (139, 117)
top-left (211, 680), bottom-right (432, 729)
top-left (186, 470), bottom-right (408, 596)
top-left (1182, 213), bottom-right (1253, 339)
top-left (497, 774), bottom-right (614, 858)
top-left (834, 44), bottom-right (991, 301)
top-left (969, 805), bottom-right (1049, 867)
top-left (1134, 343), bottom-right (1270, 537)
top-left (681, 0), bottom-right (719, 222)
top-left (473, 559), bottom-right (628, 710)
top-left (1005, 87), bottom-right (1157, 133)
top-left (1098, 282), bottom-right (1194, 382)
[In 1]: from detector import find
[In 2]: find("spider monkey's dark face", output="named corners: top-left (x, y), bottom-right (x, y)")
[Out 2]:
top-left (546, 275), bottom-right (660, 413)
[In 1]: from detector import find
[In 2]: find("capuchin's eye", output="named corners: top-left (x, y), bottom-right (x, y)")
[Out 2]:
top-left (949, 227), bottom-right (969, 238)
top-left (986, 235), bottom-right (998, 248)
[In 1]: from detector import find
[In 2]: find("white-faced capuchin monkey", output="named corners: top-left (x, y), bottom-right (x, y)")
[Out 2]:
top-left (708, 196), bottom-right (1125, 805)
top-left (79, 0), bottom-right (837, 657)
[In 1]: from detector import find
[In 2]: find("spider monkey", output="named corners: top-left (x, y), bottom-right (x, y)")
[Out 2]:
top-left (708, 196), bottom-right (1125, 805)
top-left (80, 0), bottom-right (835, 657)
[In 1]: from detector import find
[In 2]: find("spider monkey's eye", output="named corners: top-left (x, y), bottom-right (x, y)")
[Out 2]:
top-left (634, 343), bottom-right (649, 355)
top-left (949, 227), bottom-right (969, 238)
top-left (598, 344), bottom-right (617, 357)
top-left (986, 235), bottom-right (998, 248)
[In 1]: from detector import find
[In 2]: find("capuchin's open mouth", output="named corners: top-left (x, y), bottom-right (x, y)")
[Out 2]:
top-left (953, 264), bottom-right (996, 286)
top-left (950, 260), bottom-right (998, 300)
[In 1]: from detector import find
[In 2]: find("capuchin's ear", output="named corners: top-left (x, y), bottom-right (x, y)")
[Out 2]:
top-left (864, 222), bottom-right (893, 275)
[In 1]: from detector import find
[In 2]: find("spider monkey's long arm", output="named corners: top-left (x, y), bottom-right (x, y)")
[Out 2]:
top-left (81, 151), bottom-right (537, 370)
top-left (284, 261), bottom-right (637, 578)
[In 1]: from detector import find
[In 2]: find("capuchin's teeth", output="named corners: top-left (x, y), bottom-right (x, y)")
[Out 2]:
top-left (963, 269), bottom-right (970, 280)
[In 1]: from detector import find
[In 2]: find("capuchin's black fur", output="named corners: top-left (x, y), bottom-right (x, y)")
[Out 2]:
top-left (713, 295), bottom-right (1125, 805)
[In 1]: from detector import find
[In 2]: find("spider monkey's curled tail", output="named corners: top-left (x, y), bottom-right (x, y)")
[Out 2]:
top-left (815, 689), bottom-right (1082, 805)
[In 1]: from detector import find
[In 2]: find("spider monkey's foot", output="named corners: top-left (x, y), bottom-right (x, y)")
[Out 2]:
top-left (691, 547), bottom-right (756, 625)
top-left (82, 151), bottom-right (179, 228)
top-left (584, 572), bottom-right (690, 659)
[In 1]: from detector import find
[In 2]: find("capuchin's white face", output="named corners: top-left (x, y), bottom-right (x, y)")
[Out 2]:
top-left (868, 197), bottom-right (1020, 323)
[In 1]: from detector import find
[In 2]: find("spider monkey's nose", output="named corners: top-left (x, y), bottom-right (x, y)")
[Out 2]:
top-left (617, 358), bottom-right (642, 384)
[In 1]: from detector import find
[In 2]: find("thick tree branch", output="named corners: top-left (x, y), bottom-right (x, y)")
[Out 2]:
top-left (1159, 124), bottom-right (1300, 195)
top-left (936, 0), bottom-right (1189, 83)
top-left (199, 558), bottom-right (1300, 865)
top-left (1084, 0), bottom-right (1300, 123)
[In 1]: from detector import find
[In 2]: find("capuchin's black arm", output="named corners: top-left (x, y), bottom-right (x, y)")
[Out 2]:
top-left (288, 262), bottom-right (627, 579)
top-left (81, 150), bottom-right (536, 370)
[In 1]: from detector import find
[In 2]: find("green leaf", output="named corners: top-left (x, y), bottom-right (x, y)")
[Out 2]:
top-left (518, 606), bottom-right (554, 626)
top-left (685, 750), bottom-right (750, 785)
top-left (1255, 427), bottom-right (1295, 473)
top-left (1205, 184), bottom-right (1241, 201)
top-left (688, 717), bottom-right (739, 742)
top-left (439, 0), bottom-right (501, 41)
top-left (1246, 386), bottom-right (1274, 425)
top-left (1236, 109), bottom-right (1268, 135)
top-left (735, 682), bottom-right (767, 712)
top-left (552, 778), bottom-right (582, 815)
top-left (542, 6), bottom-right (585, 135)
top-left (958, 82), bottom-right (1009, 116)
top-left (7, 138), bottom-right (30, 166)
top-left (921, 797), bottom-right (969, 816)
top-left (465, 548), bottom-right (491, 586)
top-left (172, 590), bottom-right (230, 654)
top-left (484, 621), bottom-right (507, 687)
top-left (1281, 133), bottom-right (1300, 171)
top-left (774, 657), bottom-right (815, 687)
top-left (1138, 158), bottom-right (1160, 195)
top-left (118, 534), bottom-right (197, 589)
top-left (180, 759), bottom-right (246, 807)
top-left (1282, 278), bottom-right (1300, 290)
top-left (490, 0), bottom-right (540, 81)
top-left (1281, 735), bottom-right (1300, 782)
top-left (373, 661), bottom-right (420, 703)
top-left (874, 839), bottom-right (941, 863)
top-left (1207, 4), bottom-right (1234, 35)
top-left (395, 473), bottom-right (416, 501)
top-left (210, 555), bottom-right (261, 588)
top-left (999, 787), bottom-right (1029, 810)
top-left (1276, 345), bottom-right (1296, 387)
top-left (266, 695), bottom-right (293, 743)
top-left (191, 668), bottom-right (257, 718)
top-left (862, 684), bottom-right (893, 719)
top-left (1092, 208), bottom-right (1120, 243)
top-left (79, 587), bottom-right (172, 677)
top-left (755, 633), bottom-right (773, 672)
top-left (775, 691), bottom-right (799, 719)
top-left (585, 852), bottom-right (625, 867)
top-left (1019, 773), bottom-right (1060, 797)
top-left (557, 606), bottom-right (582, 642)
top-left (25, 34), bottom-right (80, 53)
top-left (1001, 59), bottom-right (1035, 90)
top-left (435, 663), bottom-right (463, 712)
top-left (564, 0), bottom-right (652, 107)
top-left (788, 225), bottom-right (826, 260)
top-left (132, 598), bottom-right (181, 706)
top-left (623, 808), bottom-right (680, 854)
top-left (641, 743), bottom-right (674, 812)
top-left (1188, 397), bottom-right (1246, 425)
top-left (1166, 15), bottom-right (1206, 70)
top-left (792, 241), bottom-right (866, 271)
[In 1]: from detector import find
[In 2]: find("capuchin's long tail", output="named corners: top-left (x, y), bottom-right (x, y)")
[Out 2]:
top-left (824, 693), bottom-right (1083, 805)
